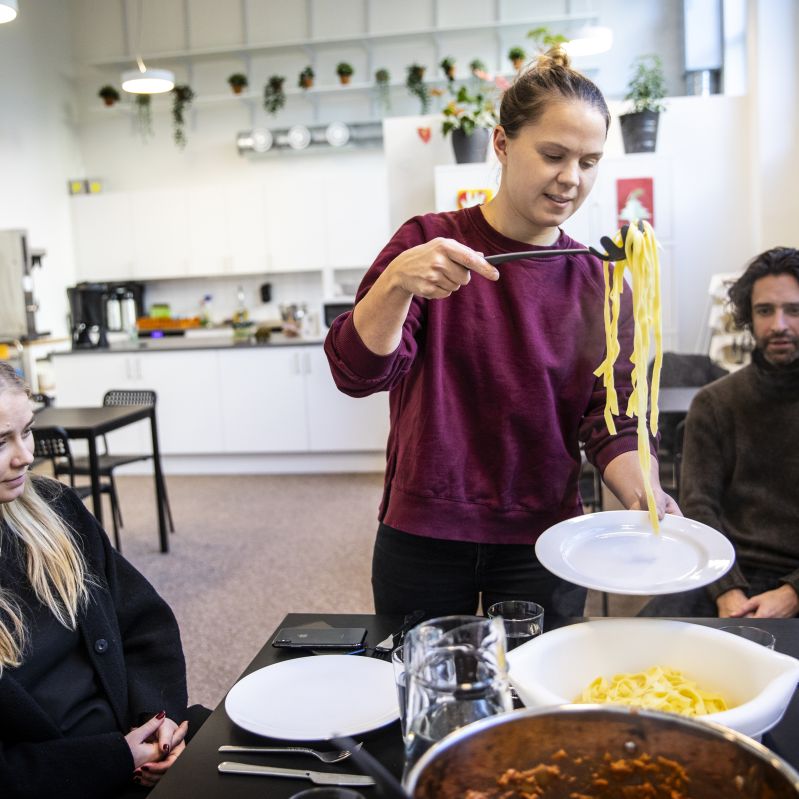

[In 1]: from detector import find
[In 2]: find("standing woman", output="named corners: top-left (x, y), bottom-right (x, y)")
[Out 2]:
top-left (325, 48), bottom-right (679, 619)
top-left (0, 362), bottom-right (206, 798)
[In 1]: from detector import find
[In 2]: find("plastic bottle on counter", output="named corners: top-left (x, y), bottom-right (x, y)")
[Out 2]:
top-left (200, 294), bottom-right (214, 327)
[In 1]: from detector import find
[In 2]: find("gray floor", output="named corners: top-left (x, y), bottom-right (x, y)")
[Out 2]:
top-left (72, 473), bottom-right (647, 708)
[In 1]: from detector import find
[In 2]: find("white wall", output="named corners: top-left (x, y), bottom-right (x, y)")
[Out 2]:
top-left (748, 0), bottom-right (799, 252)
top-left (0, 0), bottom-right (83, 339)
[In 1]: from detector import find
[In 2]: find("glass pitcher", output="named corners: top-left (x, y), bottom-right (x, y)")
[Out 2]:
top-left (402, 615), bottom-right (512, 772)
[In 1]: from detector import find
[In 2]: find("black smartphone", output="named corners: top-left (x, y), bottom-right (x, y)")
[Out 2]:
top-left (272, 626), bottom-right (367, 650)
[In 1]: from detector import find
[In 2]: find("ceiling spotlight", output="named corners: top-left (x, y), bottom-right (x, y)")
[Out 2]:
top-left (250, 128), bottom-right (273, 153)
top-left (287, 125), bottom-right (311, 150)
top-left (564, 26), bottom-right (613, 57)
top-left (0, 0), bottom-right (18, 24)
top-left (325, 122), bottom-right (351, 147)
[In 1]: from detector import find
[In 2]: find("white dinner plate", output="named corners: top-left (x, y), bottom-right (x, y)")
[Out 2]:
top-left (535, 510), bottom-right (734, 595)
top-left (224, 655), bottom-right (399, 740)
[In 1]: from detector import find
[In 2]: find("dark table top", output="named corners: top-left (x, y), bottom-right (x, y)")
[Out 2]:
top-left (36, 404), bottom-right (152, 436)
top-left (149, 614), bottom-right (799, 799)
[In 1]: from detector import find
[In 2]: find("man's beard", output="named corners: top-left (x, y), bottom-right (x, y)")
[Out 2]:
top-left (756, 332), bottom-right (799, 366)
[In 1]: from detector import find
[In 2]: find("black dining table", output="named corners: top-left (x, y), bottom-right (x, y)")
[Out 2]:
top-left (35, 405), bottom-right (169, 552)
top-left (149, 613), bottom-right (799, 799)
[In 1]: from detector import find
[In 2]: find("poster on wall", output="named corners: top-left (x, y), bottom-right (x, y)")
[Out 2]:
top-left (616, 177), bottom-right (654, 229)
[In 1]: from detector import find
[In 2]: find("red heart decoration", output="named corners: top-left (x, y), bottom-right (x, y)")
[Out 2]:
top-left (417, 127), bottom-right (432, 144)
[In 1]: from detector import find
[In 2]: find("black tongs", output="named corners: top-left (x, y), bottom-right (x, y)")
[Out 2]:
top-left (485, 222), bottom-right (644, 266)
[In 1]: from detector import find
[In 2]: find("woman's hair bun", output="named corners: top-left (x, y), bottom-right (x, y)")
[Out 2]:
top-left (537, 45), bottom-right (571, 71)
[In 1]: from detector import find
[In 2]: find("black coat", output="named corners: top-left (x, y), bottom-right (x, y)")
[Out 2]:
top-left (0, 478), bottom-right (188, 799)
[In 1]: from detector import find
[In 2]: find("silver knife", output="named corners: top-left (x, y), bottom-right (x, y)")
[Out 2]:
top-left (218, 760), bottom-right (375, 786)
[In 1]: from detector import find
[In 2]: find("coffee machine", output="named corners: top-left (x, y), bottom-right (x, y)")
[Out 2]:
top-left (0, 230), bottom-right (47, 341)
top-left (67, 281), bottom-right (146, 349)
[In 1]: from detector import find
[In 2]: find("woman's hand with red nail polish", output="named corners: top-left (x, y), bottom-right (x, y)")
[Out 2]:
top-left (136, 722), bottom-right (189, 788)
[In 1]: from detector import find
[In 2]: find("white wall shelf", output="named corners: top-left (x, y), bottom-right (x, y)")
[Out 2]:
top-left (90, 14), bottom-right (597, 69)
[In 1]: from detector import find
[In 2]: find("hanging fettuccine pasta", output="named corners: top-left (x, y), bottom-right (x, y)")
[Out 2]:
top-left (593, 220), bottom-right (663, 531)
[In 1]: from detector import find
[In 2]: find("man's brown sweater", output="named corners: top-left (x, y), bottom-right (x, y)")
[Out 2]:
top-left (681, 349), bottom-right (799, 600)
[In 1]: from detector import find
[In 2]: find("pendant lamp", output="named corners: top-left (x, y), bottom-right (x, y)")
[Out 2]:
top-left (121, 0), bottom-right (175, 94)
top-left (122, 56), bottom-right (175, 94)
top-left (0, 0), bottom-right (18, 24)
top-left (564, 26), bottom-right (613, 57)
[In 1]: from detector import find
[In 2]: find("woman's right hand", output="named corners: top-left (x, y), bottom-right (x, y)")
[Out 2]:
top-left (385, 237), bottom-right (499, 300)
top-left (125, 712), bottom-right (167, 769)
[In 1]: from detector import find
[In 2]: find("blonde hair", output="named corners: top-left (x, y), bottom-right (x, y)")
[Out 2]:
top-left (499, 46), bottom-right (611, 137)
top-left (0, 362), bottom-right (91, 672)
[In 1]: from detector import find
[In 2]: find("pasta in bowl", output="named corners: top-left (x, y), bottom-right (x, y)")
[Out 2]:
top-left (506, 619), bottom-right (799, 738)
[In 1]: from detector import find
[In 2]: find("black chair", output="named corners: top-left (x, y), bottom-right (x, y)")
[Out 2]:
top-left (650, 353), bottom-right (728, 498)
top-left (33, 426), bottom-right (122, 551)
top-left (54, 389), bottom-right (175, 534)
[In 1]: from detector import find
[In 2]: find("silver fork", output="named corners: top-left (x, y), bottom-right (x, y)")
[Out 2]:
top-left (218, 741), bottom-right (362, 764)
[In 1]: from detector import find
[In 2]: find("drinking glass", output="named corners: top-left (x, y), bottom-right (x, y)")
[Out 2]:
top-left (391, 644), bottom-right (408, 737)
top-left (486, 600), bottom-right (545, 650)
top-left (402, 615), bottom-right (512, 774)
top-left (720, 624), bottom-right (776, 650)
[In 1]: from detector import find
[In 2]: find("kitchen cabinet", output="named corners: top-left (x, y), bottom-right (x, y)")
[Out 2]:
top-left (52, 349), bottom-right (224, 455)
top-left (324, 169), bottom-right (389, 269)
top-left (52, 344), bottom-right (389, 463)
top-left (218, 346), bottom-right (389, 453)
top-left (264, 179), bottom-right (327, 274)
top-left (131, 190), bottom-right (191, 280)
top-left (304, 347), bottom-right (390, 451)
top-left (218, 348), bottom-right (308, 452)
top-left (71, 194), bottom-right (136, 282)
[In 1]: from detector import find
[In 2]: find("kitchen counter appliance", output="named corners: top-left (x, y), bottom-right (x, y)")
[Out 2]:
top-left (0, 229), bottom-right (47, 341)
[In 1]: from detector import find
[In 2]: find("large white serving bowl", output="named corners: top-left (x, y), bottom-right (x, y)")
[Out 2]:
top-left (507, 619), bottom-right (799, 739)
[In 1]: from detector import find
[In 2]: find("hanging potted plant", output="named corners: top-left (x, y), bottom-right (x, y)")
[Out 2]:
top-left (406, 63), bottom-right (429, 114)
top-left (439, 56), bottom-right (456, 82)
top-left (298, 66), bottom-right (315, 89)
top-left (171, 84), bottom-right (195, 149)
top-left (508, 46), bottom-right (526, 71)
top-left (441, 83), bottom-right (498, 163)
top-left (375, 67), bottom-right (391, 112)
top-left (263, 75), bottom-right (286, 115)
top-left (336, 62), bottom-right (354, 85)
top-left (620, 54), bottom-right (667, 153)
top-left (227, 73), bottom-right (248, 95)
top-left (134, 94), bottom-right (153, 141)
top-left (98, 85), bottom-right (121, 107)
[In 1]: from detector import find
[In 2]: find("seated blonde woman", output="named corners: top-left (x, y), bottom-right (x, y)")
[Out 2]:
top-left (0, 362), bottom-right (207, 798)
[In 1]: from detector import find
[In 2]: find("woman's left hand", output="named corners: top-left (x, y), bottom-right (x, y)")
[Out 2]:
top-left (134, 719), bottom-right (189, 788)
top-left (629, 485), bottom-right (682, 519)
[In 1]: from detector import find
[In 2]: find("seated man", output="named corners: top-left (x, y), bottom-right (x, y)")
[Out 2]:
top-left (641, 247), bottom-right (799, 618)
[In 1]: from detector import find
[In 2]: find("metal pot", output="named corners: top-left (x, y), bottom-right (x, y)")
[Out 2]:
top-left (405, 705), bottom-right (799, 798)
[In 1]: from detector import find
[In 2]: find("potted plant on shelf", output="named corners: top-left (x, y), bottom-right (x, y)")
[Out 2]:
top-left (171, 84), bottom-right (195, 149)
top-left (469, 58), bottom-right (487, 77)
top-left (375, 67), bottom-right (391, 112)
top-left (263, 75), bottom-right (286, 115)
top-left (439, 56), bottom-right (456, 81)
top-left (527, 25), bottom-right (568, 53)
top-left (620, 54), bottom-right (667, 153)
top-left (227, 73), bottom-right (248, 95)
top-left (336, 62), bottom-right (354, 85)
top-left (406, 63), bottom-right (429, 113)
top-left (508, 46), bottom-right (526, 71)
top-left (98, 85), bottom-right (120, 107)
top-left (441, 83), bottom-right (498, 163)
top-left (298, 66), bottom-right (315, 89)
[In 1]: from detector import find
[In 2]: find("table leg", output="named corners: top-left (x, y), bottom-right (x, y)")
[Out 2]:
top-left (150, 409), bottom-right (169, 553)
top-left (87, 435), bottom-right (103, 527)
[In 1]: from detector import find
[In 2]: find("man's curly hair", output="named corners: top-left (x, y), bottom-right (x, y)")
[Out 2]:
top-left (728, 247), bottom-right (799, 329)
